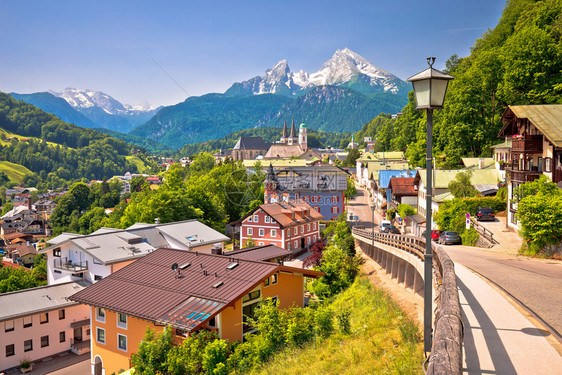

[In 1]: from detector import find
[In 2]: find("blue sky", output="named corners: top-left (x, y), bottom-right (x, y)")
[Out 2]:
top-left (1, 0), bottom-right (505, 107)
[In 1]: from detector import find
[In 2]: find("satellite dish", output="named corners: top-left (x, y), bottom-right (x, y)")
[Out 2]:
top-left (171, 263), bottom-right (178, 271)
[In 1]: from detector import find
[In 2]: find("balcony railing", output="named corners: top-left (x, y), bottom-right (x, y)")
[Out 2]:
top-left (511, 135), bottom-right (543, 153)
top-left (70, 339), bottom-right (90, 355)
top-left (509, 169), bottom-right (542, 183)
top-left (54, 257), bottom-right (88, 272)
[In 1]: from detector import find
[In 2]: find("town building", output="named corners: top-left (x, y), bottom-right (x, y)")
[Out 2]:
top-left (374, 169), bottom-right (417, 213)
top-left (69, 247), bottom-right (323, 375)
top-left (231, 137), bottom-right (271, 161)
top-left (239, 201), bottom-right (323, 254)
top-left (387, 177), bottom-right (418, 210)
top-left (34, 199), bottom-right (58, 219)
top-left (40, 220), bottom-right (229, 286)
top-left (5, 242), bottom-right (37, 267)
top-left (413, 168), bottom-right (501, 228)
top-left (498, 105), bottom-right (562, 228)
top-left (263, 164), bottom-right (348, 220)
top-left (0, 281), bottom-right (91, 372)
top-left (490, 140), bottom-right (512, 180)
top-left (264, 122), bottom-right (309, 159)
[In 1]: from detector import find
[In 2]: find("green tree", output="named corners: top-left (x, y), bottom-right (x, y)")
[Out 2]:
top-left (130, 327), bottom-right (174, 375)
top-left (448, 170), bottom-right (478, 198)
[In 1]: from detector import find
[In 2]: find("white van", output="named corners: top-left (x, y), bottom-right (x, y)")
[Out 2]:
top-left (379, 220), bottom-right (391, 232)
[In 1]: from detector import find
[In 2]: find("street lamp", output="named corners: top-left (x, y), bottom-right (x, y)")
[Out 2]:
top-left (407, 57), bottom-right (453, 353)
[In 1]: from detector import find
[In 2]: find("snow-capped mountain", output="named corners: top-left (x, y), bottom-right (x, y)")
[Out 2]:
top-left (48, 88), bottom-right (160, 132)
top-left (225, 48), bottom-right (407, 97)
top-left (50, 88), bottom-right (157, 115)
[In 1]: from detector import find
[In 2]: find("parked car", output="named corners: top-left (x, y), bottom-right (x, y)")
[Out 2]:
top-left (379, 220), bottom-right (391, 233)
top-left (384, 226), bottom-right (401, 234)
top-left (438, 231), bottom-right (462, 245)
top-left (476, 207), bottom-right (495, 221)
top-left (422, 230), bottom-right (443, 241)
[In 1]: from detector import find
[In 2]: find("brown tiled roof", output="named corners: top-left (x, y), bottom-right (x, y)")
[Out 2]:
top-left (388, 177), bottom-right (417, 196)
top-left (70, 248), bottom-right (322, 331)
top-left (226, 244), bottom-right (291, 262)
top-left (264, 145), bottom-right (304, 159)
top-left (245, 202), bottom-right (324, 228)
top-left (6, 243), bottom-right (37, 257)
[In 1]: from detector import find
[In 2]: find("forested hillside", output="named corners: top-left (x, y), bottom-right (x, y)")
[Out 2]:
top-left (358, 0), bottom-right (562, 167)
top-left (0, 92), bottom-right (141, 188)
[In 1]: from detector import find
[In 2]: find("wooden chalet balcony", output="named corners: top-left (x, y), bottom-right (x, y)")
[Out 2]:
top-left (509, 169), bottom-right (542, 183)
top-left (511, 135), bottom-right (543, 153)
top-left (54, 257), bottom-right (88, 272)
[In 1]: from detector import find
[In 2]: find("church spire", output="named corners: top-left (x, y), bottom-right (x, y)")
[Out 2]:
top-left (290, 119), bottom-right (296, 138)
top-left (282, 121), bottom-right (287, 139)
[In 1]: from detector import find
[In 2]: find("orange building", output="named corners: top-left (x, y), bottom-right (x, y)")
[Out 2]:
top-left (70, 247), bottom-right (322, 375)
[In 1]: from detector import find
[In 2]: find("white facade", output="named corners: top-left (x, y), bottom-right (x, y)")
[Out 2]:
top-left (46, 243), bottom-right (114, 285)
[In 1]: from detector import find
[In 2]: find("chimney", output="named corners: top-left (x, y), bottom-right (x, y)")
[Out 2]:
top-left (28, 198), bottom-right (32, 210)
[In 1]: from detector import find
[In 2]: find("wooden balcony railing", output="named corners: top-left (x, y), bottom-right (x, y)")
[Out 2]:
top-left (509, 169), bottom-right (542, 183)
top-left (511, 135), bottom-right (543, 153)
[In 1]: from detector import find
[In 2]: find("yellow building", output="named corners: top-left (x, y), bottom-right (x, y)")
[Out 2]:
top-left (70, 247), bottom-right (322, 374)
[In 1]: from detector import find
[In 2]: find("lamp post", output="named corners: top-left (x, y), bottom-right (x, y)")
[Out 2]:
top-left (407, 57), bottom-right (453, 353)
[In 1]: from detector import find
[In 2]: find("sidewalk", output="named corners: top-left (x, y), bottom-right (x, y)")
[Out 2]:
top-left (455, 263), bottom-right (562, 374)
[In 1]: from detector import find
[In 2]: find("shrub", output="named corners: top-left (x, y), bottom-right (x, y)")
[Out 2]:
top-left (315, 306), bottom-right (335, 339)
top-left (202, 340), bottom-right (229, 375)
top-left (397, 203), bottom-right (416, 219)
top-left (461, 228), bottom-right (480, 246)
top-left (336, 308), bottom-right (351, 334)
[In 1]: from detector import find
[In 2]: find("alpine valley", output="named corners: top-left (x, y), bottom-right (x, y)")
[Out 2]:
top-left (11, 48), bottom-right (408, 149)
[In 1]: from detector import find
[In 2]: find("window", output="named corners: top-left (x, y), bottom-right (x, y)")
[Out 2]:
top-left (60, 331), bottom-right (66, 343)
top-left (40, 312), bottom-right (49, 324)
top-left (313, 223), bottom-right (316, 230)
top-left (41, 335), bottom-right (49, 348)
top-left (4, 320), bottom-right (14, 332)
top-left (303, 195), bottom-right (310, 202)
top-left (93, 258), bottom-right (103, 265)
top-left (247, 228), bottom-right (253, 236)
top-left (265, 216), bottom-right (270, 223)
top-left (96, 328), bottom-right (105, 344)
top-left (242, 290), bottom-right (261, 303)
top-left (208, 316), bottom-right (216, 328)
top-left (306, 224), bottom-right (310, 231)
top-left (545, 157), bottom-right (552, 172)
top-left (294, 240), bottom-right (298, 249)
top-left (23, 316), bottom-right (32, 328)
top-left (258, 242), bottom-right (264, 246)
top-left (253, 215), bottom-right (259, 223)
top-left (307, 237), bottom-right (311, 245)
top-left (259, 228), bottom-right (264, 237)
top-left (24, 339), bottom-right (33, 352)
top-left (118, 334), bottom-right (127, 351)
top-left (59, 309), bottom-right (65, 320)
top-left (53, 248), bottom-right (61, 257)
top-left (293, 227), bottom-right (297, 235)
top-left (94, 275), bottom-right (103, 281)
top-left (313, 235), bottom-right (317, 242)
top-left (271, 273), bottom-right (278, 285)
top-left (300, 226), bottom-right (304, 233)
top-left (287, 242), bottom-right (291, 251)
top-left (118, 313), bottom-right (127, 329)
top-left (96, 307), bottom-right (105, 323)
top-left (271, 229), bottom-right (277, 237)
top-left (6, 344), bottom-right (14, 357)
top-left (247, 216), bottom-right (252, 222)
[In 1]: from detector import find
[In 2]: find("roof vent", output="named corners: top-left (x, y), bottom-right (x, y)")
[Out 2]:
top-left (171, 263), bottom-right (181, 278)
top-left (203, 270), bottom-right (208, 276)
top-left (227, 262), bottom-right (239, 270)
top-left (212, 281), bottom-right (224, 288)
top-left (179, 263), bottom-right (190, 270)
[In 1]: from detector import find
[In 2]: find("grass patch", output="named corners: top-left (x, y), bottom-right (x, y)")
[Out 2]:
top-left (0, 161), bottom-right (33, 184)
top-left (0, 128), bottom-right (71, 149)
top-left (126, 155), bottom-right (149, 173)
top-left (256, 276), bottom-right (424, 374)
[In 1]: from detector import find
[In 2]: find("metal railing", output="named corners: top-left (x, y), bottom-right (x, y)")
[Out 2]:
top-left (351, 228), bottom-right (463, 375)
top-left (53, 257), bottom-right (88, 272)
top-left (71, 338), bottom-right (90, 351)
top-left (470, 218), bottom-right (497, 246)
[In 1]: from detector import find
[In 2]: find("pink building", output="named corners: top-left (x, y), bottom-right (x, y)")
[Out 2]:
top-left (239, 202), bottom-right (323, 254)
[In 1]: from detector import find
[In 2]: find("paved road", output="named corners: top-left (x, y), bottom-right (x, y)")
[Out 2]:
top-left (445, 245), bottom-right (562, 341)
